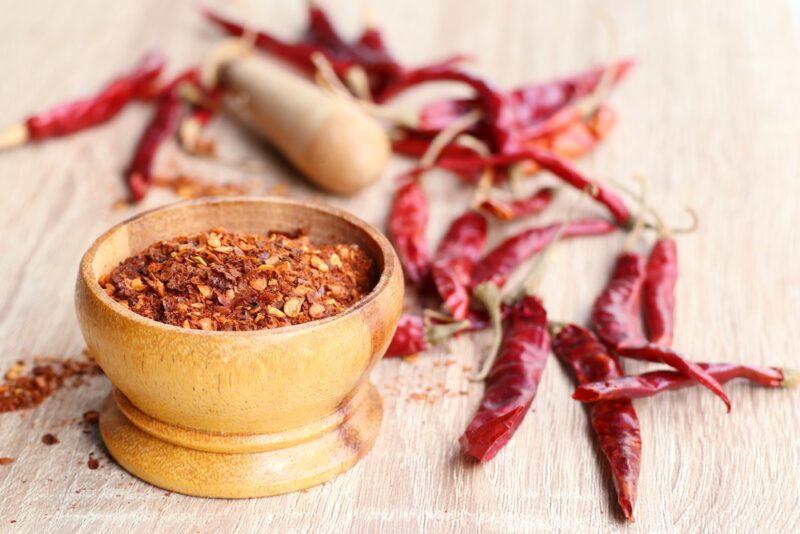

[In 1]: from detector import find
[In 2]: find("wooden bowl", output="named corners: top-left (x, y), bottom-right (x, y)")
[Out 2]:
top-left (75, 196), bottom-right (403, 498)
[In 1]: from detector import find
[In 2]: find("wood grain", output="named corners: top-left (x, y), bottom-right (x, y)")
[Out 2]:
top-left (0, 0), bottom-right (798, 531)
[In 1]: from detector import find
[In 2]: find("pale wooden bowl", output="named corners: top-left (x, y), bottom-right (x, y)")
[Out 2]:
top-left (75, 196), bottom-right (403, 498)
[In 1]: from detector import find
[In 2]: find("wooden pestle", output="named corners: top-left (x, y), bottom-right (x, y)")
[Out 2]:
top-left (203, 41), bottom-right (390, 195)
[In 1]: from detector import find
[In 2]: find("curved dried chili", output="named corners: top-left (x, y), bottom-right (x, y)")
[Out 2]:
top-left (479, 187), bottom-right (555, 221)
top-left (126, 90), bottom-right (184, 201)
top-left (202, 4), bottom-right (465, 101)
top-left (431, 211), bottom-right (488, 319)
top-left (615, 344), bottom-right (731, 411)
top-left (384, 314), bottom-right (471, 358)
top-left (471, 218), bottom-right (616, 290)
top-left (461, 295), bottom-right (550, 461)
top-left (642, 236), bottom-right (678, 346)
top-left (573, 362), bottom-right (799, 402)
top-left (388, 174), bottom-right (431, 286)
top-left (590, 251), bottom-right (647, 349)
top-left (551, 323), bottom-right (641, 522)
top-left (126, 67), bottom-right (201, 201)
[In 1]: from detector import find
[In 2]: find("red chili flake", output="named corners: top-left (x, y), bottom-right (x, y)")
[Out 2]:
top-left (99, 229), bottom-right (375, 331)
top-left (87, 455), bottom-right (100, 470)
top-left (151, 175), bottom-right (253, 200)
top-left (0, 357), bottom-right (102, 414)
top-left (41, 434), bottom-right (59, 446)
top-left (0, 457), bottom-right (14, 465)
top-left (82, 410), bottom-right (100, 425)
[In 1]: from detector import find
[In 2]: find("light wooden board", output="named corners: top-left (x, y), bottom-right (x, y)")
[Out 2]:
top-left (0, 0), bottom-right (798, 532)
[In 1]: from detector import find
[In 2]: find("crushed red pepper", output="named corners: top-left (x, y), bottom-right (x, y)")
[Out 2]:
top-left (100, 228), bottom-right (376, 331)
top-left (41, 433), bottom-right (59, 445)
top-left (0, 357), bottom-right (103, 414)
top-left (82, 410), bottom-right (100, 425)
top-left (87, 454), bottom-right (100, 470)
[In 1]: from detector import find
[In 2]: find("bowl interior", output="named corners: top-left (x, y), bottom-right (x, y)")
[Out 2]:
top-left (88, 197), bottom-right (388, 313)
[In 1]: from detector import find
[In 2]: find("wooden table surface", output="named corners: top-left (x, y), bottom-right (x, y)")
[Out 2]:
top-left (1, 1), bottom-right (798, 532)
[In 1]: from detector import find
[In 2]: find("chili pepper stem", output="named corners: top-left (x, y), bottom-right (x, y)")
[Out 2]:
top-left (781, 368), bottom-right (800, 388)
top-left (425, 319), bottom-right (471, 346)
top-left (622, 176), bottom-right (648, 251)
top-left (470, 282), bottom-right (504, 381)
top-left (0, 123), bottom-right (29, 150)
top-left (420, 109), bottom-right (483, 168)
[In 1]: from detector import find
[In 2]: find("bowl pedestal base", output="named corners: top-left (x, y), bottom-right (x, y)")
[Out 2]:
top-left (99, 384), bottom-right (382, 498)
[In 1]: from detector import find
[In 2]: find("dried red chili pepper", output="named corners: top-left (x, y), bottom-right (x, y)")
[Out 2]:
top-left (551, 323), bottom-right (641, 522)
top-left (385, 315), bottom-right (427, 357)
top-left (202, 4), bottom-right (465, 100)
top-left (431, 211), bottom-right (488, 319)
top-left (126, 90), bottom-right (183, 201)
top-left (438, 149), bottom-right (631, 226)
top-left (589, 240), bottom-right (731, 409)
top-left (590, 251), bottom-right (647, 349)
top-left (0, 52), bottom-right (166, 149)
top-left (641, 236), bottom-right (678, 346)
top-left (416, 60), bottom-right (634, 133)
top-left (388, 174), bottom-right (431, 285)
top-left (573, 362), bottom-right (800, 402)
top-left (615, 344), bottom-right (731, 411)
top-left (460, 295), bottom-right (550, 461)
top-left (471, 218), bottom-right (616, 290)
top-left (384, 314), bottom-right (470, 358)
top-left (126, 68), bottom-right (200, 201)
top-left (478, 187), bottom-right (555, 221)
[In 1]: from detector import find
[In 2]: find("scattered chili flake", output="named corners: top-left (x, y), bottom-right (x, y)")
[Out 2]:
top-left (82, 410), bottom-right (100, 425)
top-left (100, 228), bottom-right (376, 331)
top-left (0, 357), bottom-right (103, 414)
top-left (151, 175), bottom-right (254, 200)
top-left (87, 455), bottom-right (100, 470)
top-left (0, 457), bottom-right (14, 465)
top-left (41, 433), bottom-right (59, 446)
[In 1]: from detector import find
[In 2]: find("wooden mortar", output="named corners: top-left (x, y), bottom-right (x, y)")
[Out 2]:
top-left (75, 197), bottom-right (403, 498)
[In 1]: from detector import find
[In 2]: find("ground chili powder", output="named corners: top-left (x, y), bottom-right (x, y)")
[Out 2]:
top-left (100, 228), bottom-right (376, 331)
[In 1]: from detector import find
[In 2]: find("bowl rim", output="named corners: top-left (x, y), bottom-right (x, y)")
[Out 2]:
top-left (79, 196), bottom-right (400, 337)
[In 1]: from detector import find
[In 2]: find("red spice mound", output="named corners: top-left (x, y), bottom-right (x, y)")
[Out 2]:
top-left (99, 228), bottom-right (376, 331)
top-left (0, 357), bottom-right (103, 414)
